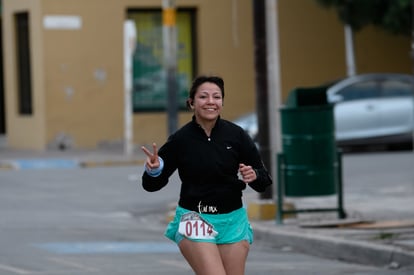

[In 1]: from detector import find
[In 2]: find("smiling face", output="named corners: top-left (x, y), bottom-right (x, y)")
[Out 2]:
top-left (191, 82), bottom-right (223, 124)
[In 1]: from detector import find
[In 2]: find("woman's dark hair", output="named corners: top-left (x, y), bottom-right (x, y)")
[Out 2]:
top-left (187, 76), bottom-right (225, 109)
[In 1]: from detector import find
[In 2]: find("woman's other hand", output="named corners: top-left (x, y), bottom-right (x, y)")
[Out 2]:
top-left (239, 163), bottom-right (257, 184)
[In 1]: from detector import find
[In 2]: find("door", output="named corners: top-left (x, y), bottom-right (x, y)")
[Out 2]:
top-left (333, 81), bottom-right (382, 142)
top-left (378, 79), bottom-right (414, 136)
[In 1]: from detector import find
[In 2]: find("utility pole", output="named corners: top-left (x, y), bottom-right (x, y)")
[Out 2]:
top-left (123, 20), bottom-right (137, 156)
top-left (163, 0), bottom-right (178, 135)
top-left (252, 0), bottom-right (272, 199)
top-left (411, 0), bottom-right (414, 152)
top-left (265, 0), bottom-right (282, 199)
top-left (411, 0), bottom-right (414, 75)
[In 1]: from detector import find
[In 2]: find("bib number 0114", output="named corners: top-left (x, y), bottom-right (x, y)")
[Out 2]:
top-left (178, 212), bottom-right (218, 240)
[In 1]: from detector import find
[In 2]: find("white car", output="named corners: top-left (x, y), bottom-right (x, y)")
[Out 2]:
top-left (232, 112), bottom-right (258, 140)
top-left (234, 73), bottom-right (414, 150)
top-left (327, 73), bottom-right (414, 149)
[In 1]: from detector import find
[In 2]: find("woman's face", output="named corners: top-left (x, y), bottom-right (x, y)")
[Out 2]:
top-left (192, 82), bottom-right (223, 123)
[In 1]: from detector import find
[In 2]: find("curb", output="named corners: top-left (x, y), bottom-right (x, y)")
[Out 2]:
top-left (247, 200), bottom-right (296, 220)
top-left (252, 221), bottom-right (414, 269)
top-left (164, 202), bottom-right (414, 269)
top-left (0, 162), bottom-right (14, 170)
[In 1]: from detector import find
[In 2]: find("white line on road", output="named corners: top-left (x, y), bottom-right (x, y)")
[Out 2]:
top-left (48, 257), bottom-right (99, 272)
top-left (0, 263), bottom-right (30, 274)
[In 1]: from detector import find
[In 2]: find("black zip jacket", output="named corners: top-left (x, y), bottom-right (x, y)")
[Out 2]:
top-left (142, 116), bottom-right (272, 213)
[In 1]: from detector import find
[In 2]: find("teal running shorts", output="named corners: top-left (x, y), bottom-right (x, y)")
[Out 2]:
top-left (164, 205), bottom-right (254, 245)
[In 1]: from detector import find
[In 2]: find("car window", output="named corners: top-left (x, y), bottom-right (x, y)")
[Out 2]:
top-left (381, 80), bottom-right (414, 98)
top-left (336, 81), bottom-right (381, 101)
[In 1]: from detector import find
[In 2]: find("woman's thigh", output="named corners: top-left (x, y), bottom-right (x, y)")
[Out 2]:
top-left (218, 241), bottom-right (250, 275)
top-left (179, 238), bottom-right (226, 275)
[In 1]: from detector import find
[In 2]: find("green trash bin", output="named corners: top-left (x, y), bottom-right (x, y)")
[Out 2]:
top-left (280, 104), bottom-right (337, 196)
top-left (276, 86), bottom-right (346, 223)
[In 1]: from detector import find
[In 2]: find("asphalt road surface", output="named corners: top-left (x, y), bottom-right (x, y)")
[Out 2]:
top-left (0, 153), bottom-right (413, 274)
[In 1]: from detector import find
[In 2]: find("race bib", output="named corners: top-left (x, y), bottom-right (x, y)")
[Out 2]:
top-left (178, 212), bottom-right (218, 240)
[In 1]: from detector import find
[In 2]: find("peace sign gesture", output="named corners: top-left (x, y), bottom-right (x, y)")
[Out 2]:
top-left (141, 143), bottom-right (160, 170)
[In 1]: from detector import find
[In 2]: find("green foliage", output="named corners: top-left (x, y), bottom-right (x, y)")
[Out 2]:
top-left (315, 0), bottom-right (412, 35)
top-left (376, 0), bottom-right (412, 35)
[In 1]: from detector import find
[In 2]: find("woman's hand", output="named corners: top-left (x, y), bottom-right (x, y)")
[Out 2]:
top-left (141, 143), bottom-right (160, 170)
top-left (239, 163), bottom-right (257, 184)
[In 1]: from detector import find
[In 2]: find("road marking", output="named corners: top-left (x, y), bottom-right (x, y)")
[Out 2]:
top-left (34, 242), bottom-right (179, 254)
top-left (48, 257), bottom-right (99, 272)
top-left (0, 263), bottom-right (30, 274)
top-left (14, 159), bottom-right (78, 170)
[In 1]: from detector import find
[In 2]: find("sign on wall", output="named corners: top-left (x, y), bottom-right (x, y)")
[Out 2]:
top-left (128, 10), bottom-right (195, 112)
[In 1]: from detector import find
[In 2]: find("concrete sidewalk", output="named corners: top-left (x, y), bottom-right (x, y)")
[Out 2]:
top-left (1, 144), bottom-right (414, 270)
top-left (251, 211), bottom-right (414, 270)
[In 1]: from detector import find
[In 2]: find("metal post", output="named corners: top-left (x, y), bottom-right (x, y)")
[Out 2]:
top-left (162, 0), bottom-right (178, 135)
top-left (265, 0), bottom-right (282, 207)
top-left (344, 24), bottom-right (356, 77)
top-left (337, 150), bottom-right (346, 219)
top-left (276, 153), bottom-right (284, 224)
top-left (123, 20), bottom-right (137, 156)
top-left (343, 0), bottom-right (356, 77)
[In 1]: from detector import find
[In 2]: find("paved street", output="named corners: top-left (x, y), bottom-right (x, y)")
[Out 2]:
top-left (284, 150), bottom-right (414, 220)
top-left (0, 152), bottom-right (413, 274)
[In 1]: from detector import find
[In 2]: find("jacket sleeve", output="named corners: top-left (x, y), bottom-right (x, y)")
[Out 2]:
top-left (141, 135), bottom-right (178, 192)
top-left (249, 165), bottom-right (273, 192)
top-left (239, 131), bottom-right (273, 193)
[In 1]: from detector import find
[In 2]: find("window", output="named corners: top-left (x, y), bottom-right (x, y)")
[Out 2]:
top-left (382, 80), bottom-right (414, 97)
top-left (338, 81), bottom-right (381, 101)
top-left (15, 12), bottom-right (33, 115)
top-left (127, 9), bottom-right (197, 112)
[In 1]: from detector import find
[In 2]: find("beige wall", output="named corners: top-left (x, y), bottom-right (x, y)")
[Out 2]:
top-left (355, 25), bottom-right (412, 73)
top-left (41, 0), bottom-right (124, 149)
top-left (278, 0), bottom-right (346, 97)
top-left (3, 0), bottom-right (256, 149)
top-left (3, 0), bottom-right (46, 149)
top-left (3, 0), bottom-right (412, 150)
top-left (278, 0), bottom-right (411, 102)
top-left (130, 0), bottom-right (256, 147)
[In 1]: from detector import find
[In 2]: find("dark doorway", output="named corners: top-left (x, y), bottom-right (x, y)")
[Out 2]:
top-left (15, 12), bottom-right (32, 116)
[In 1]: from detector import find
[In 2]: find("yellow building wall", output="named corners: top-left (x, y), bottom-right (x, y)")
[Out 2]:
top-left (355, 25), bottom-right (412, 73)
top-left (128, 0), bottom-right (256, 147)
top-left (278, 0), bottom-right (412, 103)
top-left (3, 0), bottom-right (46, 150)
top-left (3, 0), bottom-right (412, 150)
top-left (278, 0), bottom-right (346, 98)
top-left (42, 0), bottom-right (124, 149)
top-left (3, 0), bottom-right (256, 150)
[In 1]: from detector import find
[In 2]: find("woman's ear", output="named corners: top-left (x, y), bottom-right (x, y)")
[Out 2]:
top-left (186, 99), bottom-right (194, 110)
